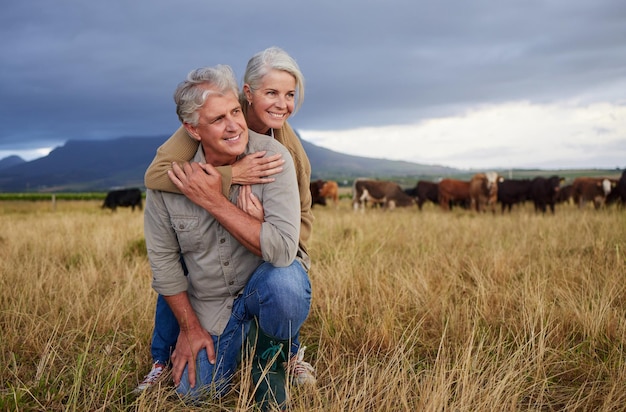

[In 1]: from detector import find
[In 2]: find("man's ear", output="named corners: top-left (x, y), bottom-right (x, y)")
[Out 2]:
top-left (183, 123), bottom-right (202, 142)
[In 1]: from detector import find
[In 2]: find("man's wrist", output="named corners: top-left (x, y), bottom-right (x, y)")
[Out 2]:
top-left (175, 308), bottom-right (202, 333)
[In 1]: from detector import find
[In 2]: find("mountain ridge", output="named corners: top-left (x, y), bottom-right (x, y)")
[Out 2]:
top-left (0, 155), bottom-right (26, 171)
top-left (0, 135), bottom-right (461, 192)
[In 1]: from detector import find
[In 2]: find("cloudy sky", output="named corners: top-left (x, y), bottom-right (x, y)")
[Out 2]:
top-left (2, 0), bottom-right (625, 170)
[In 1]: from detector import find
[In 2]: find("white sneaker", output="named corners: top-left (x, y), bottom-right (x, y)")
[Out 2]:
top-left (133, 362), bottom-right (167, 394)
top-left (285, 346), bottom-right (316, 386)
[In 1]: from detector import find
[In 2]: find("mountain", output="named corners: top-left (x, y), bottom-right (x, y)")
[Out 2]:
top-left (0, 155), bottom-right (26, 171)
top-left (0, 137), bottom-right (167, 192)
top-left (0, 135), bottom-right (461, 192)
top-left (300, 139), bottom-right (459, 180)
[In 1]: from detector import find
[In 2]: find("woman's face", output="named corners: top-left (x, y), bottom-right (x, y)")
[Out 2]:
top-left (244, 69), bottom-right (296, 134)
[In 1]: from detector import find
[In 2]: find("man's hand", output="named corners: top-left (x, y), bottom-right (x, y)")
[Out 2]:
top-left (170, 326), bottom-right (215, 388)
top-left (168, 160), bottom-right (263, 256)
top-left (231, 151), bottom-right (284, 185)
top-left (237, 185), bottom-right (264, 221)
top-left (168, 162), bottom-right (223, 207)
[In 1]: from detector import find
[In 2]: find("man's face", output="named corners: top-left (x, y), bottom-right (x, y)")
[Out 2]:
top-left (185, 90), bottom-right (248, 166)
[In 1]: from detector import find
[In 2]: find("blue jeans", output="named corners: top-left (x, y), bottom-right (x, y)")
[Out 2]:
top-left (150, 260), bottom-right (311, 399)
top-left (150, 293), bottom-right (179, 365)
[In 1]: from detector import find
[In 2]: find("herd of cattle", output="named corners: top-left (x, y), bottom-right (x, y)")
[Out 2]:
top-left (103, 170), bottom-right (626, 214)
top-left (311, 169), bottom-right (626, 214)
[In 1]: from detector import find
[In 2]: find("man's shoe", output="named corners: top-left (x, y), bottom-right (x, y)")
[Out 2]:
top-left (250, 323), bottom-right (290, 411)
top-left (285, 345), bottom-right (316, 386)
top-left (133, 362), bottom-right (167, 394)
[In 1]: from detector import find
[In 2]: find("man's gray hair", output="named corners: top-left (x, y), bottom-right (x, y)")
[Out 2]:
top-left (174, 65), bottom-right (239, 126)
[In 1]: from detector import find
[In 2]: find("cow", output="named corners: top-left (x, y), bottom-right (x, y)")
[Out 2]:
top-left (310, 180), bottom-right (327, 207)
top-left (556, 184), bottom-right (574, 204)
top-left (352, 178), bottom-right (416, 211)
top-left (528, 176), bottom-right (562, 214)
top-left (102, 188), bottom-right (143, 211)
top-left (405, 180), bottom-right (439, 211)
top-left (572, 177), bottom-right (615, 209)
top-left (615, 170), bottom-right (626, 205)
top-left (319, 180), bottom-right (340, 207)
top-left (438, 179), bottom-right (471, 211)
top-left (469, 172), bottom-right (499, 213)
top-left (606, 170), bottom-right (626, 206)
top-left (497, 179), bottom-right (531, 213)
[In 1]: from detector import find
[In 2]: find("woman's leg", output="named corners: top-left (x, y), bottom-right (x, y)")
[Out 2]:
top-left (150, 294), bottom-right (180, 365)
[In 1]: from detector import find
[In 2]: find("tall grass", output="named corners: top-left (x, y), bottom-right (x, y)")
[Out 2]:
top-left (1, 199), bottom-right (626, 411)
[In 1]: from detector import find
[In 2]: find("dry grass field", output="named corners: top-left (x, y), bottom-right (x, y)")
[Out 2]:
top-left (2, 198), bottom-right (626, 411)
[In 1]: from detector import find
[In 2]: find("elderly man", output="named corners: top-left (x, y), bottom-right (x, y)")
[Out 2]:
top-left (144, 64), bottom-right (311, 409)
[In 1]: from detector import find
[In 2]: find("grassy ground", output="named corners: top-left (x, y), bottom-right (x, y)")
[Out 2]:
top-left (1, 199), bottom-right (626, 411)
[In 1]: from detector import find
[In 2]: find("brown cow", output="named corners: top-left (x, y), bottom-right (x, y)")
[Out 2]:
top-left (310, 180), bottom-right (327, 207)
top-left (438, 179), bottom-right (471, 211)
top-left (352, 178), bottom-right (416, 211)
top-left (572, 177), bottom-right (615, 209)
top-left (469, 172), bottom-right (499, 213)
top-left (319, 180), bottom-right (339, 207)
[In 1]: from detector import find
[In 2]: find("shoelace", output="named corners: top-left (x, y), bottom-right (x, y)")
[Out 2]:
top-left (289, 347), bottom-right (315, 374)
top-left (260, 342), bottom-right (286, 371)
top-left (294, 346), bottom-right (307, 362)
top-left (284, 346), bottom-right (316, 385)
top-left (143, 365), bottom-right (164, 383)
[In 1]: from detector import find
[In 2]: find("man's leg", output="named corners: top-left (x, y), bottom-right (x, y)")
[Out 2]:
top-left (245, 260), bottom-right (311, 341)
top-left (177, 306), bottom-right (250, 400)
top-left (244, 260), bottom-right (312, 410)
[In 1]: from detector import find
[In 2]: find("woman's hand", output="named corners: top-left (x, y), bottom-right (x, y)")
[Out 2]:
top-left (237, 185), bottom-right (264, 222)
top-left (231, 151), bottom-right (285, 185)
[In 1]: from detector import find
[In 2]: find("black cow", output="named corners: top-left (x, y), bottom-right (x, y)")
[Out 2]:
top-left (528, 176), bottom-right (562, 214)
top-left (102, 188), bottom-right (143, 211)
top-left (405, 181), bottom-right (439, 210)
top-left (310, 180), bottom-right (327, 207)
top-left (606, 170), bottom-right (626, 207)
top-left (556, 184), bottom-right (574, 204)
top-left (497, 179), bottom-right (531, 213)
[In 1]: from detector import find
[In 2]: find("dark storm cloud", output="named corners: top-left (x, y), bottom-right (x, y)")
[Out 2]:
top-left (1, 0), bottom-right (625, 165)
